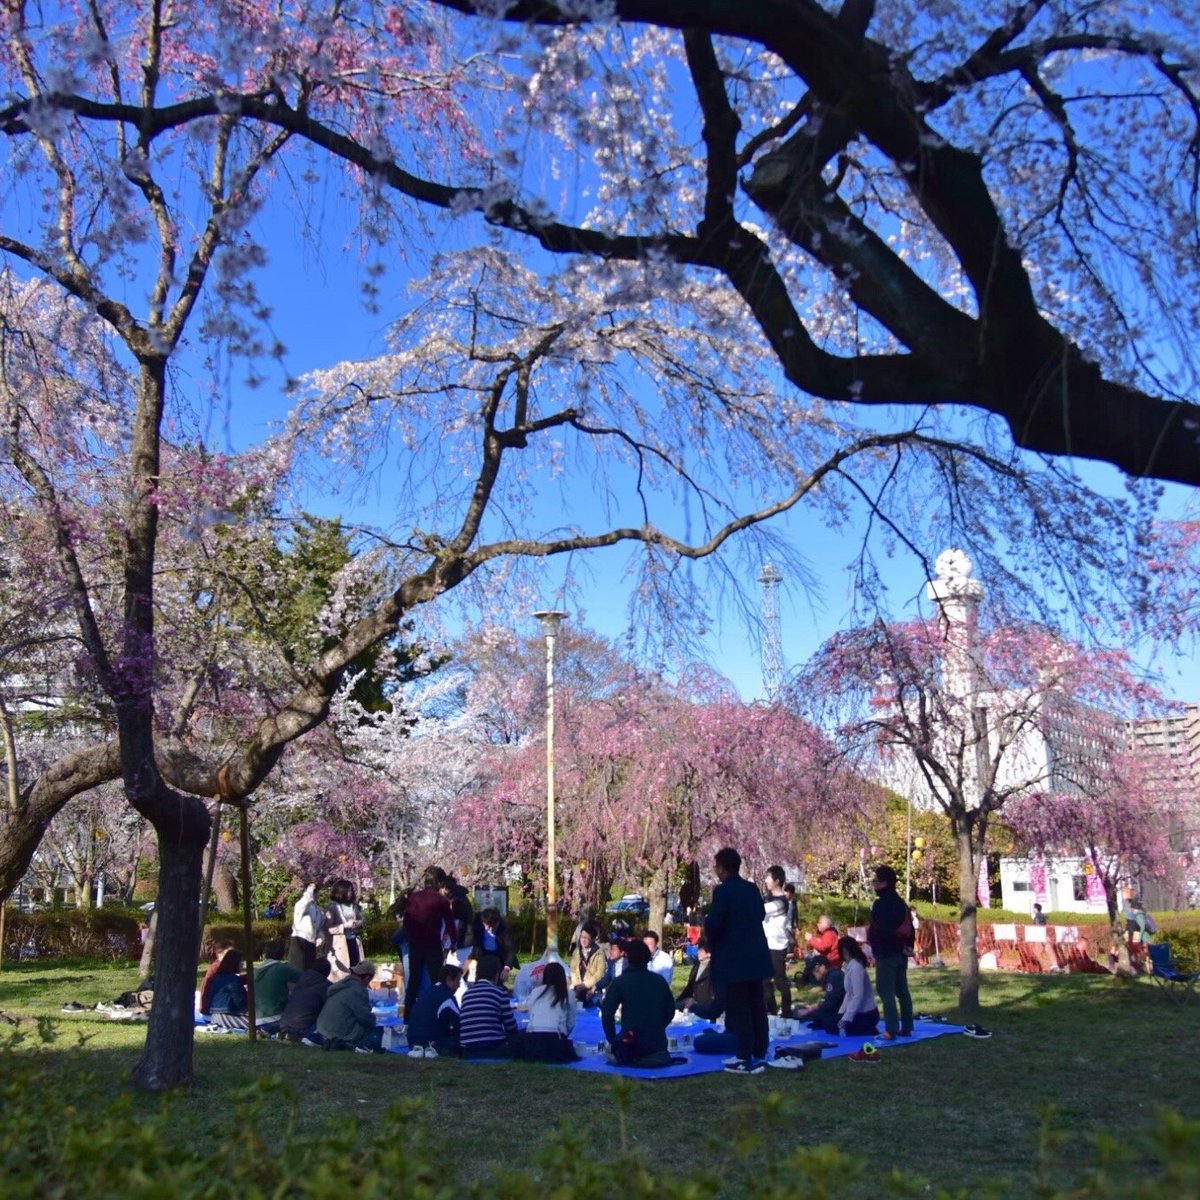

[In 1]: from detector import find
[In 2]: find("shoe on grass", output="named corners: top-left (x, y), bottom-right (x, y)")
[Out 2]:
top-left (724, 1059), bottom-right (765, 1075)
top-left (767, 1056), bottom-right (803, 1070)
top-left (963, 1025), bottom-right (992, 1039)
top-left (848, 1050), bottom-right (880, 1063)
top-left (407, 1046), bottom-right (426, 1058)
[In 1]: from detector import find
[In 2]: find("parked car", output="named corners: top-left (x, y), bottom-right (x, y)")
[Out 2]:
top-left (605, 895), bottom-right (650, 918)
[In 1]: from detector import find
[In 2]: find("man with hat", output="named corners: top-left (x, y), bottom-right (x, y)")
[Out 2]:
top-left (316, 958), bottom-right (381, 1052)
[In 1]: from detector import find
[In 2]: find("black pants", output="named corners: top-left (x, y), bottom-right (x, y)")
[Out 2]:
top-left (288, 936), bottom-right (316, 973)
top-left (725, 978), bottom-right (769, 1062)
top-left (764, 949), bottom-right (792, 1017)
top-left (405, 942), bottom-right (444, 1015)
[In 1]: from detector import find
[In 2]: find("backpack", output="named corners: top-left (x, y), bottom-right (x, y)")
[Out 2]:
top-left (1143, 912), bottom-right (1157, 935)
top-left (895, 912), bottom-right (914, 950)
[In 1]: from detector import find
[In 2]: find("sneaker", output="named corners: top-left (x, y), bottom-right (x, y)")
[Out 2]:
top-left (724, 1059), bottom-right (766, 1075)
top-left (722, 1055), bottom-right (741, 1066)
top-left (423, 1046), bottom-right (438, 1059)
top-left (963, 1025), bottom-right (992, 1039)
top-left (354, 1046), bottom-right (373, 1054)
top-left (766, 1056), bottom-right (803, 1070)
top-left (60, 1002), bottom-right (86, 1012)
top-left (301, 1037), bottom-right (321, 1047)
top-left (407, 1046), bottom-right (426, 1059)
top-left (848, 1050), bottom-right (880, 1063)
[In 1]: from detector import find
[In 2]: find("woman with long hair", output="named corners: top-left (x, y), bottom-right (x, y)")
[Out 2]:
top-left (325, 878), bottom-right (363, 982)
top-left (515, 960), bottom-right (579, 1061)
top-left (202, 948), bottom-right (249, 1030)
top-left (836, 936), bottom-right (879, 1037)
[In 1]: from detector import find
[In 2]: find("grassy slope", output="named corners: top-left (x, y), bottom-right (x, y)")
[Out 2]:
top-left (2, 959), bottom-right (1198, 1197)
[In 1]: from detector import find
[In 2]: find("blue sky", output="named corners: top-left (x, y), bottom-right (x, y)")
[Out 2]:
top-left (197, 200), bottom-right (1200, 709)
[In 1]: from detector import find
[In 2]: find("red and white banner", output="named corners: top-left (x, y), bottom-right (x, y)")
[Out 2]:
top-left (977, 854), bottom-right (991, 908)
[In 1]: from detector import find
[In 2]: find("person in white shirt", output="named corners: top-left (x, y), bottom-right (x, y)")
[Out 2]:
top-left (515, 961), bottom-right (580, 1061)
top-left (289, 883), bottom-right (325, 972)
top-left (644, 931), bottom-right (675, 986)
top-left (761, 865), bottom-right (792, 1018)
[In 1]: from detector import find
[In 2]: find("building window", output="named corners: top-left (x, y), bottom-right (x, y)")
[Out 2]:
top-left (1011, 880), bottom-right (1030, 892)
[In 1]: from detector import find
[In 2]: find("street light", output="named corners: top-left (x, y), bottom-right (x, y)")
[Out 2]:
top-left (533, 609), bottom-right (568, 957)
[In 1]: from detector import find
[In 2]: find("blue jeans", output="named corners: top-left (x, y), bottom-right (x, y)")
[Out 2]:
top-left (874, 954), bottom-right (913, 1034)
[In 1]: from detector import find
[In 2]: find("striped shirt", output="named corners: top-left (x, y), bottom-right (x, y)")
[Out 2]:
top-left (458, 980), bottom-right (516, 1049)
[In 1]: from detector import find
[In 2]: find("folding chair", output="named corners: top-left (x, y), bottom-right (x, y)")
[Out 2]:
top-left (1147, 943), bottom-right (1200, 1004)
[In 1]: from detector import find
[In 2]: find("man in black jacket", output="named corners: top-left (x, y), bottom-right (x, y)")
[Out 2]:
top-left (867, 864), bottom-right (913, 1039)
top-left (705, 846), bottom-right (773, 1075)
top-left (601, 939), bottom-right (676, 1067)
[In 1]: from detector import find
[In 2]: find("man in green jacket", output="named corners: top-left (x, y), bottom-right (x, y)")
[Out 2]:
top-left (316, 959), bottom-right (380, 1051)
top-left (601, 939), bottom-right (676, 1067)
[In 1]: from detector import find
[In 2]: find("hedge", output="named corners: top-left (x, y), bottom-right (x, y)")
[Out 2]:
top-left (1, 908), bottom-right (141, 961)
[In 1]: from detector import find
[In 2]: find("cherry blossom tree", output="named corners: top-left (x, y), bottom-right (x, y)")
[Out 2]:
top-left (792, 612), bottom-right (1161, 1010)
top-left (1, 0), bottom-right (1191, 1091)
top-left (454, 655), bottom-right (870, 932)
top-left (46, 0), bottom-right (1188, 484)
top-left (1004, 742), bottom-right (1180, 973)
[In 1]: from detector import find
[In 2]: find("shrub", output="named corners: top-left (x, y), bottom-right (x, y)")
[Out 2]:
top-left (1, 908), bottom-right (141, 961)
top-left (1, 1034), bottom-right (1198, 1198)
top-left (200, 920), bottom-right (290, 960)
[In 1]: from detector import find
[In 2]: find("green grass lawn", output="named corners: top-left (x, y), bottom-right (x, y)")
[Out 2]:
top-left (3, 958), bottom-right (1199, 1197)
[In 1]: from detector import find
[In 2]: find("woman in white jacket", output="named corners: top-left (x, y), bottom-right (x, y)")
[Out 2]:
top-left (289, 883), bottom-right (325, 972)
top-left (516, 961), bottom-right (579, 1061)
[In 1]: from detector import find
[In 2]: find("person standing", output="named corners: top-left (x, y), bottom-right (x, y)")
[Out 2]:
top-left (403, 866), bottom-right (456, 1014)
top-left (868, 864), bottom-right (913, 1040)
top-left (289, 883), bottom-right (325, 972)
top-left (705, 846), bottom-right (773, 1076)
top-left (325, 879), bottom-right (364, 982)
top-left (761, 866), bottom-right (792, 1019)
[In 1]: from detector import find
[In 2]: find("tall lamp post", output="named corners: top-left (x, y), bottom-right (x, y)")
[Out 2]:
top-left (533, 610), bottom-right (567, 957)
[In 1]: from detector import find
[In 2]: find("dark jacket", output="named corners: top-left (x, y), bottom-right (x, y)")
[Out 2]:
top-left (205, 972), bottom-right (246, 1016)
top-left (404, 887), bottom-right (455, 950)
top-left (868, 888), bottom-right (910, 959)
top-left (810, 967), bottom-right (846, 1023)
top-left (470, 915), bottom-right (518, 970)
top-left (279, 967), bottom-right (330, 1035)
top-left (406, 981), bottom-right (460, 1052)
top-left (705, 871), bottom-right (772, 984)
top-left (600, 964), bottom-right (676, 1054)
top-left (675, 956), bottom-right (716, 1010)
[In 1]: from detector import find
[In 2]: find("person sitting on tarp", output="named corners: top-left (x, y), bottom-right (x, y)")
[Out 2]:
top-left (570, 922), bottom-right (608, 1006)
top-left (676, 937), bottom-right (716, 1011)
top-left (460, 953), bottom-right (518, 1058)
top-left (794, 954), bottom-right (845, 1034)
top-left (601, 939), bottom-right (676, 1068)
top-left (254, 938), bottom-right (300, 1034)
top-left (279, 959), bottom-right (331, 1044)
top-left (316, 959), bottom-right (381, 1052)
top-left (202, 948), bottom-right (249, 1030)
top-left (406, 962), bottom-right (462, 1057)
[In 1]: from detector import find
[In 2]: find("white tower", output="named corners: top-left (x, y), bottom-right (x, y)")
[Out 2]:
top-left (758, 561), bottom-right (784, 702)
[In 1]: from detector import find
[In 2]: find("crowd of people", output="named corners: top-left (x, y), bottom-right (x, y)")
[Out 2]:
top-left (195, 855), bottom-right (918, 1072)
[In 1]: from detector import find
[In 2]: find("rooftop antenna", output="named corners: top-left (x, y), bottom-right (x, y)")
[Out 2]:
top-left (758, 561), bottom-right (784, 702)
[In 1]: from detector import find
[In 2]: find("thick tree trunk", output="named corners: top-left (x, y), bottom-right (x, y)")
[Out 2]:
top-left (129, 797), bottom-right (209, 1091)
top-left (955, 825), bottom-right (980, 1013)
top-left (211, 860), bottom-right (239, 913)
